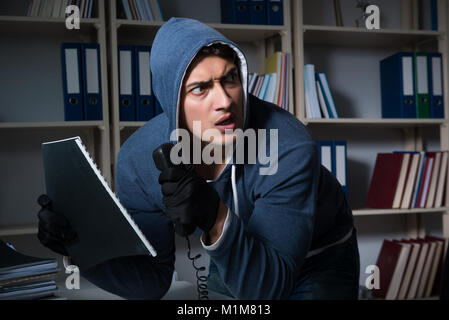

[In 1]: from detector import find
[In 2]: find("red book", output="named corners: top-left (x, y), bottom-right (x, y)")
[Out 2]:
top-left (129, 0), bottom-right (138, 20)
top-left (416, 238), bottom-right (437, 298)
top-left (372, 239), bottom-right (411, 299)
top-left (366, 153), bottom-right (404, 209)
top-left (277, 53), bottom-right (285, 106)
top-left (406, 238), bottom-right (430, 299)
top-left (435, 151), bottom-right (448, 207)
top-left (395, 239), bottom-right (421, 300)
top-left (426, 152), bottom-right (442, 208)
top-left (426, 236), bottom-right (449, 297)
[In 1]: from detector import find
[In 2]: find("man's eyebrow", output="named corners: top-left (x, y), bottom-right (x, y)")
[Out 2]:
top-left (186, 79), bottom-right (212, 90)
top-left (185, 67), bottom-right (238, 90)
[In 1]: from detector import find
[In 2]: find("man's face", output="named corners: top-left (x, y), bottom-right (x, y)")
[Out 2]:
top-left (180, 55), bottom-right (244, 147)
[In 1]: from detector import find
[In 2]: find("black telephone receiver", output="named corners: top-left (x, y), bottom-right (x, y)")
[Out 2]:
top-left (153, 143), bottom-right (209, 300)
top-left (152, 143), bottom-right (196, 237)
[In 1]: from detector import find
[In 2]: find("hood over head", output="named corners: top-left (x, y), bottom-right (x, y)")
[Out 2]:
top-left (150, 17), bottom-right (249, 134)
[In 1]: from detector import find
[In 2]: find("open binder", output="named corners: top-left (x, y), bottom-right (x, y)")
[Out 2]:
top-left (42, 137), bottom-right (156, 271)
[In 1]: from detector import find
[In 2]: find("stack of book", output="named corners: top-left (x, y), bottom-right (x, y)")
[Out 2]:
top-left (27, 0), bottom-right (96, 18)
top-left (249, 51), bottom-right (290, 111)
top-left (0, 240), bottom-right (60, 300)
top-left (372, 236), bottom-right (448, 300)
top-left (303, 64), bottom-right (339, 119)
top-left (366, 151), bottom-right (448, 209)
top-left (117, 0), bottom-right (164, 21)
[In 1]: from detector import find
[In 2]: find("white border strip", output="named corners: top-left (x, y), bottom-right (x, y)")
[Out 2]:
top-left (42, 136), bottom-right (81, 145)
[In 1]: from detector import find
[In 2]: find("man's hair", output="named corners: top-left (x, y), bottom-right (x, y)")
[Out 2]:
top-left (187, 43), bottom-right (240, 75)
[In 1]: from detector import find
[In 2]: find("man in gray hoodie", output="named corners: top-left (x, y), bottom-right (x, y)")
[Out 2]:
top-left (38, 18), bottom-right (359, 300)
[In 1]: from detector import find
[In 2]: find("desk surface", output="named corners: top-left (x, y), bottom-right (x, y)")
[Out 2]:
top-left (55, 277), bottom-right (232, 300)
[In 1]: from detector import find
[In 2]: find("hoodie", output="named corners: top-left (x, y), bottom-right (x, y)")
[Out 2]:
top-left (82, 18), bottom-right (354, 300)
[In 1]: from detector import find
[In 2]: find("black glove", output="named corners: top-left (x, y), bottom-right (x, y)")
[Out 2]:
top-left (158, 165), bottom-right (220, 237)
top-left (37, 194), bottom-right (78, 256)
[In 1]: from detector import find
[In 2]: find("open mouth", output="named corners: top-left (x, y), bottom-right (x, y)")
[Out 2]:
top-left (215, 114), bottom-right (234, 126)
top-left (216, 118), bottom-right (233, 126)
top-left (215, 114), bottom-right (236, 131)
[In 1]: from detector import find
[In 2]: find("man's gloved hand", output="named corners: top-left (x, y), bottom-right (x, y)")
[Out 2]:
top-left (158, 165), bottom-right (220, 237)
top-left (37, 194), bottom-right (78, 256)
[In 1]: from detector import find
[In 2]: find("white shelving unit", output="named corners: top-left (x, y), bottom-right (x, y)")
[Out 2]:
top-left (292, 0), bottom-right (449, 239)
top-left (0, 0), bottom-right (111, 235)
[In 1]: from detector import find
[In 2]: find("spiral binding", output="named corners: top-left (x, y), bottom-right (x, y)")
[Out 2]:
top-left (186, 236), bottom-right (209, 300)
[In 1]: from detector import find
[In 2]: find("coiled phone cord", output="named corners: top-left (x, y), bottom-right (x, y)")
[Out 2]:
top-left (186, 236), bottom-right (209, 300)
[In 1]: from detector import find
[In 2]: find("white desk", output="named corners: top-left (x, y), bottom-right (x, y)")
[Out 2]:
top-left (55, 277), bottom-right (233, 300)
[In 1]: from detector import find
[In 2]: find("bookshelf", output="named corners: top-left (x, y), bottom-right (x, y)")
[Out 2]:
top-left (292, 1), bottom-right (449, 299)
top-left (107, 0), bottom-right (294, 180)
top-left (292, 0), bottom-right (449, 246)
top-left (0, 0), bottom-right (111, 235)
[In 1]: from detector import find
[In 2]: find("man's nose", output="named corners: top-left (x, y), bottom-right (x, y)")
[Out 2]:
top-left (212, 82), bottom-right (232, 110)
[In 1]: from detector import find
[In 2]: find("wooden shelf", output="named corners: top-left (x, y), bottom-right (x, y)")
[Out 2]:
top-left (303, 25), bottom-right (444, 48)
top-left (353, 207), bottom-right (449, 216)
top-left (209, 23), bottom-right (287, 42)
top-left (116, 19), bottom-right (163, 27)
top-left (0, 121), bottom-right (105, 129)
top-left (0, 15), bottom-right (101, 35)
top-left (119, 121), bottom-right (146, 129)
top-left (303, 118), bottom-right (447, 127)
top-left (116, 19), bottom-right (287, 42)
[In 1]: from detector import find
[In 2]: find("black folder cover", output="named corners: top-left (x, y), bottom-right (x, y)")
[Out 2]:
top-left (42, 137), bottom-right (156, 271)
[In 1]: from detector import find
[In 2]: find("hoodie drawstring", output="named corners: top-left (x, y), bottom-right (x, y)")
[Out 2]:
top-left (231, 165), bottom-right (239, 217)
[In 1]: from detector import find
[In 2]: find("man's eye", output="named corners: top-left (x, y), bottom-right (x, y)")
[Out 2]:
top-left (224, 73), bottom-right (236, 82)
top-left (192, 86), bottom-right (204, 94)
top-left (190, 85), bottom-right (210, 95)
top-left (223, 71), bottom-right (238, 84)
